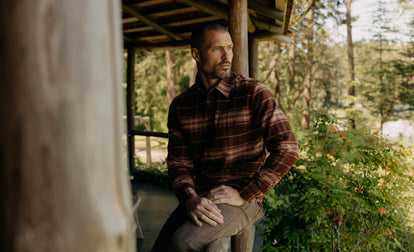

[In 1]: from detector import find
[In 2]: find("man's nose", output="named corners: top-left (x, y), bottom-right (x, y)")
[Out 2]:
top-left (221, 48), bottom-right (231, 60)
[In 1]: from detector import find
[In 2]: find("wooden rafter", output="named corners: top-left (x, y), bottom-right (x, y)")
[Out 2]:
top-left (121, 0), bottom-right (295, 50)
top-left (283, 0), bottom-right (294, 33)
top-left (147, 7), bottom-right (198, 18)
top-left (133, 0), bottom-right (171, 7)
top-left (122, 4), bottom-right (182, 41)
top-left (134, 32), bottom-right (191, 42)
top-left (176, 0), bottom-right (228, 19)
top-left (248, 1), bottom-right (284, 21)
top-left (251, 17), bottom-right (284, 34)
top-left (124, 16), bottom-right (221, 33)
top-left (126, 40), bottom-right (190, 51)
top-left (122, 7), bottom-right (199, 23)
top-left (176, 0), bottom-right (258, 33)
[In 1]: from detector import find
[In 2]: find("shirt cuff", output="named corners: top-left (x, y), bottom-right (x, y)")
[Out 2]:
top-left (176, 186), bottom-right (198, 205)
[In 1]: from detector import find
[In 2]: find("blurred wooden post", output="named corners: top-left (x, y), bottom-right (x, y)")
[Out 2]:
top-left (0, 0), bottom-right (134, 251)
top-left (144, 121), bottom-right (152, 165)
top-left (127, 47), bottom-right (136, 172)
top-left (229, 0), bottom-right (249, 76)
top-left (249, 35), bottom-right (259, 79)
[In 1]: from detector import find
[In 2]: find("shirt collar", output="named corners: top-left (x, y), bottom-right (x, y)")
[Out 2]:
top-left (195, 73), bottom-right (234, 98)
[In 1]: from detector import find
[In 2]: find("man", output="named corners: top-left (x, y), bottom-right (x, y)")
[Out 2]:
top-left (152, 23), bottom-right (299, 251)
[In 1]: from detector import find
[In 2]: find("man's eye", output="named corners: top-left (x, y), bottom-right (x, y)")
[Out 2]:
top-left (212, 48), bottom-right (219, 51)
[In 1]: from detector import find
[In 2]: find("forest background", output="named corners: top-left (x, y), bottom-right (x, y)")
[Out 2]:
top-left (126, 0), bottom-right (414, 250)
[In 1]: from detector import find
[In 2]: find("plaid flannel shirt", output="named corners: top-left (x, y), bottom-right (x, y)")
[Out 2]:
top-left (167, 73), bottom-right (299, 205)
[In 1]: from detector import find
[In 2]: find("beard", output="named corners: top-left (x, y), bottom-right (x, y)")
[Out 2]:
top-left (207, 61), bottom-right (232, 80)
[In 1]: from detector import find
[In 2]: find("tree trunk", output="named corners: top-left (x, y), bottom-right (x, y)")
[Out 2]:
top-left (166, 49), bottom-right (177, 104)
top-left (346, 0), bottom-right (356, 129)
top-left (0, 0), bottom-right (134, 251)
top-left (287, 36), bottom-right (296, 96)
top-left (274, 40), bottom-right (281, 108)
top-left (301, 7), bottom-right (314, 130)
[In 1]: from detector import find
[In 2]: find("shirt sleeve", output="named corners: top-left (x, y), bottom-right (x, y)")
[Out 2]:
top-left (166, 101), bottom-right (198, 205)
top-left (239, 84), bottom-right (300, 201)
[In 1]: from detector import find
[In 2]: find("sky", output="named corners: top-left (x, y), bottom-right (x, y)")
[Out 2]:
top-left (332, 0), bottom-right (413, 43)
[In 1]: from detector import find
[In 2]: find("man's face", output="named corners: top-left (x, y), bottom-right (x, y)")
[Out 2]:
top-left (194, 30), bottom-right (233, 80)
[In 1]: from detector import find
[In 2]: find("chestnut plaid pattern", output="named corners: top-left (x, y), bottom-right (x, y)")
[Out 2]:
top-left (167, 73), bottom-right (299, 204)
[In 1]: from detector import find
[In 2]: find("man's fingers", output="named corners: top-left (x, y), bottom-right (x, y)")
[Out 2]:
top-left (200, 205), bottom-right (223, 224)
top-left (199, 214), bottom-right (218, 226)
top-left (191, 214), bottom-right (203, 227)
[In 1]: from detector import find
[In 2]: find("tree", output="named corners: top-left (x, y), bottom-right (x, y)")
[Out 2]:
top-left (166, 49), bottom-right (177, 104)
top-left (356, 0), bottom-right (405, 134)
top-left (274, 40), bottom-right (281, 107)
top-left (301, 3), bottom-right (315, 130)
top-left (345, 0), bottom-right (356, 128)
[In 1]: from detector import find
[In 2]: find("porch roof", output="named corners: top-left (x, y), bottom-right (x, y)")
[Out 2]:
top-left (122, 0), bottom-right (295, 50)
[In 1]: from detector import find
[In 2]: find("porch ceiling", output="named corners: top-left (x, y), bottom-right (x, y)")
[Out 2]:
top-left (122, 0), bottom-right (295, 50)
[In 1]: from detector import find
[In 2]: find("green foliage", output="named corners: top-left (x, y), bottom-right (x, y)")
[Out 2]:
top-left (262, 112), bottom-right (414, 251)
top-left (136, 158), bottom-right (168, 174)
top-left (133, 51), bottom-right (169, 132)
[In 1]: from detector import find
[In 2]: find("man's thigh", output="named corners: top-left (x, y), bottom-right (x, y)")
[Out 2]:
top-left (168, 202), bottom-right (263, 252)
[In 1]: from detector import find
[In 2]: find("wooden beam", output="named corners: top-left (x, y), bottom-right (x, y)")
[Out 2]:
top-left (125, 40), bottom-right (191, 51)
top-left (164, 16), bottom-right (222, 27)
top-left (182, 0), bottom-right (257, 33)
top-left (248, 0), bottom-right (284, 21)
top-left (133, 0), bottom-right (171, 7)
top-left (122, 4), bottom-right (182, 41)
top-left (229, 0), bottom-right (249, 76)
top-left (283, 0), bottom-right (294, 33)
top-left (249, 35), bottom-right (259, 79)
top-left (123, 17), bottom-right (138, 24)
top-left (251, 17), bottom-right (284, 34)
top-left (176, 0), bottom-right (228, 19)
top-left (147, 7), bottom-right (198, 18)
top-left (0, 0), bottom-right (133, 250)
top-left (133, 32), bottom-right (191, 42)
top-left (123, 16), bottom-right (222, 33)
top-left (126, 47), bottom-right (136, 173)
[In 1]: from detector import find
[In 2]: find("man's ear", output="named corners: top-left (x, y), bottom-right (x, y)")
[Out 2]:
top-left (191, 48), bottom-right (200, 63)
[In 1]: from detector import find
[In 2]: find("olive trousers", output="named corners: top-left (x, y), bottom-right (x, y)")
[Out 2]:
top-left (151, 201), bottom-right (263, 252)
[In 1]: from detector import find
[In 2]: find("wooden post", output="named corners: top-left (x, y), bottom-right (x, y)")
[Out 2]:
top-left (127, 47), bottom-right (136, 173)
top-left (144, 122), bottom-right (152, 165)
top-left (248, 35), bottom-right (259, 79)
top-left (228, 2), bottom-right (255, 250)
top-left (229, 0), bottom-right (249, 76)
top-left (0, 0), bottom-right (134, 251)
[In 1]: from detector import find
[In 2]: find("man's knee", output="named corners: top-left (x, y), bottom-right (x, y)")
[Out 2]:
top-left (168, 228), bottom-right (203, 252)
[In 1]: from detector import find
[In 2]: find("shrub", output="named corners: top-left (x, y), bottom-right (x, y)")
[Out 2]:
top-left (262, 112), bottom-right (414, 251)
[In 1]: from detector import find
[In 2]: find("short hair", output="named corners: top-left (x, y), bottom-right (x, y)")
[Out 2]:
top-left (190, 23), bottom-right (228, 50)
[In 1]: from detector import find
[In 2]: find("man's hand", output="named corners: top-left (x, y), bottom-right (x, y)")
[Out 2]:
top-left (185, 196), bottom-right (224, 227)
top-left (207, 185), bottom-right (246, 206)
